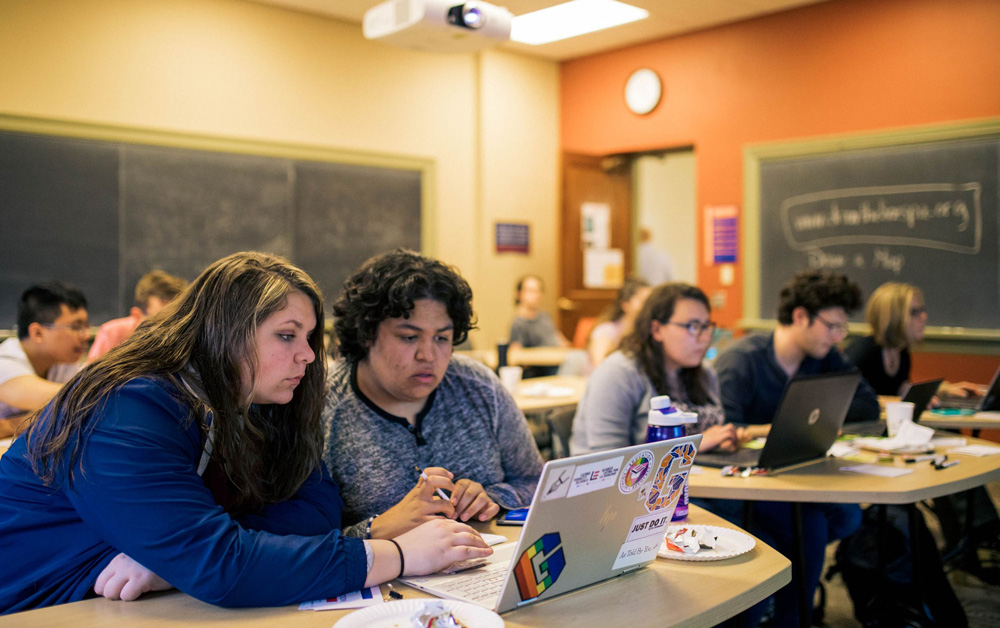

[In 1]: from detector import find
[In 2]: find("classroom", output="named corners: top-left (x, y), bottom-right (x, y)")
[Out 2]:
top-left (2, 0), bottom-right (1000, 626)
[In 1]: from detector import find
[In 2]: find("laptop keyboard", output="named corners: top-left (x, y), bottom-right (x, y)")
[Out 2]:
top-left (432, 560), bottom-right (510, 603)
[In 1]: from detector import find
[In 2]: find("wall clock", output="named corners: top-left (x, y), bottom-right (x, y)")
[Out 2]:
top-left (624, 68), bottom-right (662, 115)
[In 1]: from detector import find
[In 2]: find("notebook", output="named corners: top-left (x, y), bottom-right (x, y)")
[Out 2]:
top-left (695, 371), bottom-right (861, 471)
top-left (400, 434), bottom-right (702, 613)
top-left (935, 365), bottom-right (1000, 412)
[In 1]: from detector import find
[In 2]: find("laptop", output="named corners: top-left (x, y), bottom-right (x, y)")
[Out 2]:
top-left (400, 434), bottom-right (702, 613)
top-left (901, 378), bottom-right (944, 419)
top-left (935, 364), bottom-right (1000, 412)
top-left (845, 378), bottom-right (946, 438)
top-left (695, 371), bottom-right (861, 471)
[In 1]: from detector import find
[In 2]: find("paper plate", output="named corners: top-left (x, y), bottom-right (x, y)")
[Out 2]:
top-left (658, 524), bottom-right (756, 562)
top-left (333, 599), bottom-right (504, 628)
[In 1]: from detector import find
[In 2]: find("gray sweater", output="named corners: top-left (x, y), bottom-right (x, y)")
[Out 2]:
top-left (569, 350), bottom-right (724, 455)
top-left (323, 354), bottom-right (543, 536)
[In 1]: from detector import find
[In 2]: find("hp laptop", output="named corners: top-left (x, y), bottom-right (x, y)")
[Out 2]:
top-left (935, 365), bottom-right (1000, 412)
top-left (400, 434), bottom-right (702, 613)
top-left (695, 371), bottom-right (861, 471)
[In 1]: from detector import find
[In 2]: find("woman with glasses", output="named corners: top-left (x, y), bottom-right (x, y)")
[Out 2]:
top-left (0, 252), bottom-right (491, 615)
top-left (569, 282), bottom-right (741, 455)
top-left (844, 282), bottom-right (979, 397)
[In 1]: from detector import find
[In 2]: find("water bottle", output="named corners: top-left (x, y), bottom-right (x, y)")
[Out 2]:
top-left (646, 395), bottom-right (697, 521)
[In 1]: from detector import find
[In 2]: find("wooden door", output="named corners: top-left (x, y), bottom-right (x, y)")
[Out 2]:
top-left (559, 153), bottom-right (633, 342)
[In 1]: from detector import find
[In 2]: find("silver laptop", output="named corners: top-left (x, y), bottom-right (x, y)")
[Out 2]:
top-left (695, 371), bottom-right (860, 471)
top-left (400, 434), bottom-right (702, 613)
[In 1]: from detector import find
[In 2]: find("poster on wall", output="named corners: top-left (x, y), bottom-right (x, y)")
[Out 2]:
top-left (704, 205), bottom-right (738, 264)
top-left (496, 222), bottom-right (530, 254)
top-left (584, 248), bottom-right (624, 288)
top-left (581, 202), bottom-right (611, 249)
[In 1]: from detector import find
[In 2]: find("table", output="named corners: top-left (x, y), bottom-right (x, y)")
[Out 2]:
top-left (513, 375), bottom-right (585, 414)
top-left (689, 434), bottom-right (1000, 627)
top-left (2, 506), bottom-right (790, 628)
top-left (916, 410), bottom-right (1000, 432)
top-left (456, 347), bottom-right (572, 371)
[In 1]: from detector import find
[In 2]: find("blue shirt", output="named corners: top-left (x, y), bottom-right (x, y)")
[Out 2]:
top-left (0, 377), bottom-right (366, 614)
top-left (715, 332), bottom-right (879, 425)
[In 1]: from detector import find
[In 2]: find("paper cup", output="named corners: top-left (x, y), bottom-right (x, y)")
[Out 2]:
top-left (885, 401), bottom-right (915, 437)
top-left (498, 366), bottom-right (523, 395)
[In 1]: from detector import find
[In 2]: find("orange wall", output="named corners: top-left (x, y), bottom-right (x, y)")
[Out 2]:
top-left (561, 0), bottom-right (1000, 332)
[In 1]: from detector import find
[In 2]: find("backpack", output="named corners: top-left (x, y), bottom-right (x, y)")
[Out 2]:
top-left (833, 504), bottom-right (967, 628)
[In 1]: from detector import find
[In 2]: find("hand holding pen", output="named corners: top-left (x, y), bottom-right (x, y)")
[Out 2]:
top-left (417, 466), bottom-right (500, 523)
top-left (365, 467), bottom-right (458, 539)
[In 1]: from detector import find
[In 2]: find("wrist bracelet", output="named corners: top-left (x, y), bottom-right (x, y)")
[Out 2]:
top-left (363, 515), bottom-right (377, 540)
top-left (387, 539), bottom-right (405, 579)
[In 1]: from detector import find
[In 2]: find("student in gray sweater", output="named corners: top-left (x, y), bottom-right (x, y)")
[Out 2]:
top-left (323, 250), bottom-right (544, 541)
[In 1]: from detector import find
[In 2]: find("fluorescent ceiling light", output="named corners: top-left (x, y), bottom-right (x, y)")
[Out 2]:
top-left (510, 0), bottom-right (649, 46)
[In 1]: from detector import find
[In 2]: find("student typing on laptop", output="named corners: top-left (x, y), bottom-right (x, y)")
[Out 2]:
top-left (323, 250), bottom-right (544, 543)
top-left (714, 270), bottom-right (873, 627)
top-left (844, 282), bottom-right (981, 398)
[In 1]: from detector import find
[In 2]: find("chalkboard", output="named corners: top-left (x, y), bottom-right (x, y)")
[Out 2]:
top-left (0, 122), bottom-right (426, 328)
top-left (745, 121), bottom-right (1000, 335)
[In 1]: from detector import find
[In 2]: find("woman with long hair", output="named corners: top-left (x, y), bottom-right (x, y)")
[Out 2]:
top-left (587, 277), bottom-right (651, 368)
top-left (570, 282), bottom-right (740, 454)
top-left (0, 252), bottom-right (490, 615)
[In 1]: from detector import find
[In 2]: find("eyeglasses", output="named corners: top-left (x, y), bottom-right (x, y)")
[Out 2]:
top-left (667, 320), bottom-right (717, 338)
top-left (41, 322), bottom-right (90, 335)
top-left (812, 313), bottom-right (850, 336)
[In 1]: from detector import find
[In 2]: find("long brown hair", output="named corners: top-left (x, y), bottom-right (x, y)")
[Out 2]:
top-left (25, 252), bottom-right (327, 515)
top-left (620, 283), bottom-right (712, 405)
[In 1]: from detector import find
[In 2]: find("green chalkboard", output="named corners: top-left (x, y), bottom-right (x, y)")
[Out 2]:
top-left (744, 119), bottom-right (1000, 339)
top-left (0, 117), bottom-right (427, 328)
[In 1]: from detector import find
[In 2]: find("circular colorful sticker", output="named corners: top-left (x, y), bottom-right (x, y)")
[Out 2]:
top-left (618, 450), bottom-right (654, 494)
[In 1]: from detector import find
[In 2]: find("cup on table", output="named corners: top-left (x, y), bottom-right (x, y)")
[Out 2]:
top-left (885, 401), bottom-right (915, 437)
top-left (498, 365), bottom-right (523, 395)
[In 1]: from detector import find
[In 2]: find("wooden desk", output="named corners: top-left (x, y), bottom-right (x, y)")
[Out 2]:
top-left (916, 410), bottom-right (1000, 431)
top-left (513, 375), bottom-right (586, 414)
top-left (3, 506), bottom-right (790, 628)
top-left (456, 347), bottom-right (572, 371)
top-left (689, 435), bottom-right (1000, 505)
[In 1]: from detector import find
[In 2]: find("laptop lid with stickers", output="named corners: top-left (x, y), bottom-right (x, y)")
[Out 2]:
top-left (398, 435), bottom-right (701, 613)
top-left (494, 434), bottom-right (702, 612)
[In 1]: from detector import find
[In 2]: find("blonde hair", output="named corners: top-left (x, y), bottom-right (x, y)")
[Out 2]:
top-left (866, 282), bottom-right (922, 349)
top-left (134, 270), bottom-right (188, 310)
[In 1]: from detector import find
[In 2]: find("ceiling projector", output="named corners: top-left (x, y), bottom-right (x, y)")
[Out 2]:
top-left (363, 0), bottom-right (513, 53)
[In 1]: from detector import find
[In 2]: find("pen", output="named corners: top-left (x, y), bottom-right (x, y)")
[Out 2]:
top-left (415, 466), bottom-right (452, 502)
top-left (904, 454), bottom-right (938, 463)
top-left (934, 459), bottom-right (960, 470)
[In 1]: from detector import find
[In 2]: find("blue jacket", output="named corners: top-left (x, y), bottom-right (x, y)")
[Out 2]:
top-left (0, 377), bottom-right (366, 614)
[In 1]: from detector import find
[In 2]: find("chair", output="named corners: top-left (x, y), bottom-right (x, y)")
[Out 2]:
top-left (571, 316), bottom-right (598, 349)
top-left (546, 407), bottom-right (576, 459)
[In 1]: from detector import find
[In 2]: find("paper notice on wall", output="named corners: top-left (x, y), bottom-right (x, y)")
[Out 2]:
top-left (584, 248), bottom-right (624, 288)
top-left (582, 202), bottom-right (611, 249)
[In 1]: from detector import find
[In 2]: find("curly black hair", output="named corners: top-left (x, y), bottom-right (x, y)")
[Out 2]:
top-left (333, 249), bottom-right (477, 362)
top-left (776, 270), bottom-right (862, 325)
